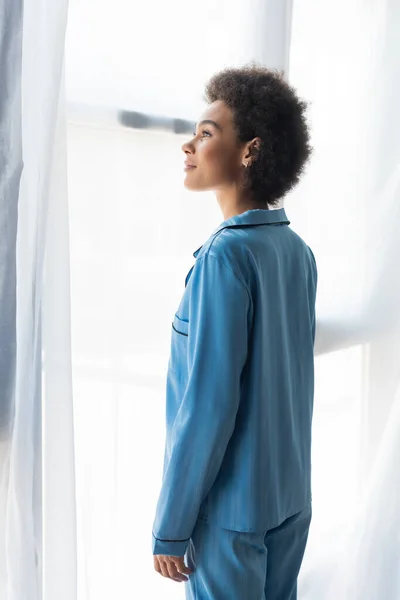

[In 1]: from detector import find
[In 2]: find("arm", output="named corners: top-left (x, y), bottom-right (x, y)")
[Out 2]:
top-left (152, 253), bottom-right (251, 555)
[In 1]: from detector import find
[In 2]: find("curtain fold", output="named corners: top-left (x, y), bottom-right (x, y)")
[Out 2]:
top-left (42, 65), bottom-right (77, 600)
top-left (0, 0), bottom-right (74, 598)
top-left (288, 1), bottom-right (400, 598)
top-left (0, 0), bottom-right (22, 439)
top-left (0, 1), bottom-right (24, 596)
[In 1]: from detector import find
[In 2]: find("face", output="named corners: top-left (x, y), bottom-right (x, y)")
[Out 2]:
top-left (182, 100), bottom-right (248, 192)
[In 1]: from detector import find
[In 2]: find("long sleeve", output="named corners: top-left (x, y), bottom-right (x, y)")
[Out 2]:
top-left (152, 253), bottom-right (251, 555)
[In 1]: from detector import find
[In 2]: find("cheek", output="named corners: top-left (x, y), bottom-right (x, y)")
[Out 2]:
top-left (201, 144), bottom-right (239, 178)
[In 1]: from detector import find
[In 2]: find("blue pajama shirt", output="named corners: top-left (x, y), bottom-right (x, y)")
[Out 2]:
top-left (152, 208), bottom-right (317, 595)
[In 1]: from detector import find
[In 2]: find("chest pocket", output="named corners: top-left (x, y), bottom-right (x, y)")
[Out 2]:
top-left (172, 314), bottom-right (188, 337)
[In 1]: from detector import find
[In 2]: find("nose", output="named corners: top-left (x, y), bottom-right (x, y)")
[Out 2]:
top-left (181, 137), bottom-right (195, 155)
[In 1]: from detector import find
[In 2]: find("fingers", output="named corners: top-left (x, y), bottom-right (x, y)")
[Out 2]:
top-left (154, 555), bottom-right (192, 583)
top-left (154, 556), bottom-right (174, 581)
top-left (166, 559), bottom-right (187, 583)
top-left (175, 556), bottom-right (192, 576)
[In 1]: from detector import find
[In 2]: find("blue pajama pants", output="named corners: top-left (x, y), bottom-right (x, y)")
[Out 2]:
top-left (185, 505), bottom-right (312, 600)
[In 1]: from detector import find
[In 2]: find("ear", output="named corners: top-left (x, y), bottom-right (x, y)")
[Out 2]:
top-left (242, 137), bottom-right (262, 167)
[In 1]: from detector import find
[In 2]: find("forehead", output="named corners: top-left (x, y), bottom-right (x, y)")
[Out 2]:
top-left (198, 100), bottom-right (234, 130)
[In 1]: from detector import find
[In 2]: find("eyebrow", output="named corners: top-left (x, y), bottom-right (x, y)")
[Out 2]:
top-left (195, 119), bottom-right (223, 132)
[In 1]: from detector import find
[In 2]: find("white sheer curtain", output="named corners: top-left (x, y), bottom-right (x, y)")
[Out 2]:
top-left (0, 0), bottom-right (75, 599)
top-left (288, 1), bottom-right (400, 597)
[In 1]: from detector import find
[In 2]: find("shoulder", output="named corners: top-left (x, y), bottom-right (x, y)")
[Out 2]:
top-left (193, 229), bottom-right (254, 300)
top-left (198, 228), bottom-right (250, 275)
top-left (191, 230), bottom-right (251, 297)
top-left (203, 227), bottom-right (249, 261)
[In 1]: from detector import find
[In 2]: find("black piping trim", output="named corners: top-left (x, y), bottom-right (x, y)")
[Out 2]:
top-left (174, 314), bottom-right (189, 324)
top-left (172, 322), bottom-right (188, 337)
top-left (154, 535), bottom-right (191, 542)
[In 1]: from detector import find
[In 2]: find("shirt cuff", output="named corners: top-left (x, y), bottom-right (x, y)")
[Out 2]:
top-left (152, 532), bottom-right (190, 556)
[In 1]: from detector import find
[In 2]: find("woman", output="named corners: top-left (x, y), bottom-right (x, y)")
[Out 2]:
top-left (152, 63), bottom-right (317, 600)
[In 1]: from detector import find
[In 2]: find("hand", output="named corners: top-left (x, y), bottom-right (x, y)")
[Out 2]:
top-left (153, 554), bottom-right (193, 583)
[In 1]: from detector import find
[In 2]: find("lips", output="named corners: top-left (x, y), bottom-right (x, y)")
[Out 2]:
top-left (184, 162), bottom-right (197, 168)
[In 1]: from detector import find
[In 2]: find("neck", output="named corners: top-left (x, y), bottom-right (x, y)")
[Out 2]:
top-left (215, 186), bottom-right (268, 220)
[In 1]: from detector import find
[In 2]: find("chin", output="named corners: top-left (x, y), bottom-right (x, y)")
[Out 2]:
top-left (184, 182), bottom-right (200, 191)
top-left (184, 177), bottom-right (204, 192)
top-left (184, 175), bottom-right (213, 192)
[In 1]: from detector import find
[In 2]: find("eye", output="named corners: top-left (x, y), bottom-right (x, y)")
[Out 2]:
top-left (192, 129), bottom-right (212, 138)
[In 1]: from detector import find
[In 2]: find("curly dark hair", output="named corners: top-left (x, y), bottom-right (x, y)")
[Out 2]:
top-left (204, 63), bottom-right (312, 208)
